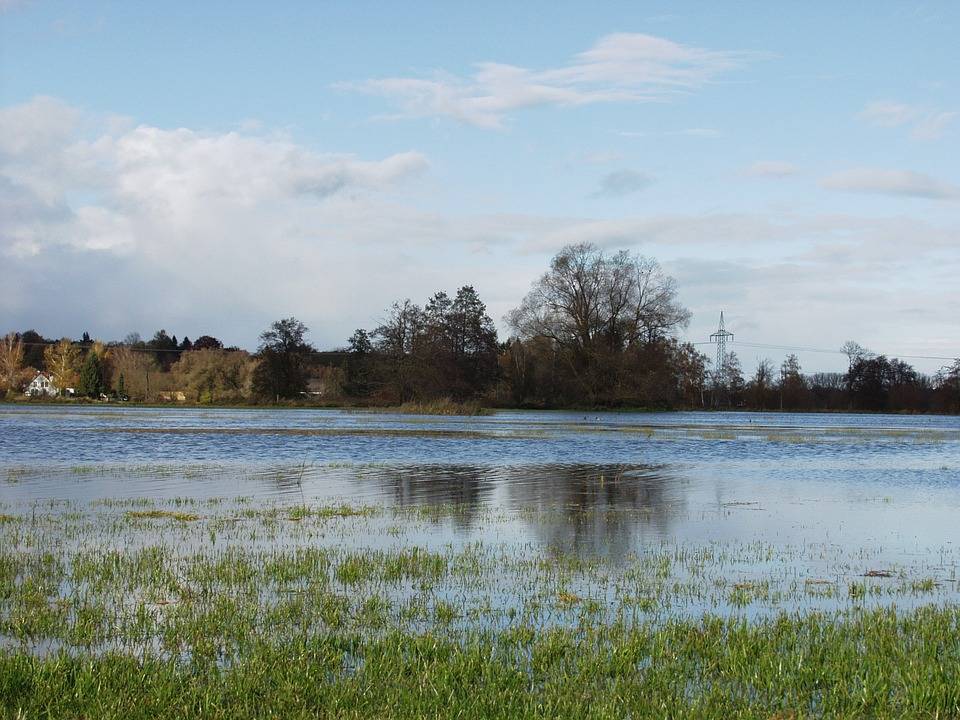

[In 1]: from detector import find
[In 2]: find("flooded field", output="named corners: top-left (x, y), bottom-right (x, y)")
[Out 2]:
top-left (3, 405), bottom-right (960, 716)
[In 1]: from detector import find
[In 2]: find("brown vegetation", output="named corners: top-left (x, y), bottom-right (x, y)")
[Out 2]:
top-left (2, 244), bottom-right (958, 413)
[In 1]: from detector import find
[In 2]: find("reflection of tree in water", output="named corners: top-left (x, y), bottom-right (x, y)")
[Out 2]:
top-left (259, 461), bottom-right (684, 550)
top-left (365, 465), bottom-right (492, 529)
top-left (254, 463), bottom-right (492, 529)
top-left (507, 465), bottom-right (684, 560)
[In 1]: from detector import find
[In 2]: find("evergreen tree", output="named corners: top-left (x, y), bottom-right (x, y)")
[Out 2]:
top-left (78, 352), bottom-right (105, 398)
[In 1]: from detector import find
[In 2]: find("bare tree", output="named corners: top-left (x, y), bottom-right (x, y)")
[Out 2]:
top-left (719, 351), bottom-right (745, 407)
top-left (780, 353), bottom-right (806, 409)
top-left (0, 333), bottom-right (28, 395)
top-left (506, 243), bottom-right (690, 357)
top-left (750, 357), bottom-right (775, 409)
top-left (111, 347), bottom-right (164, 401)
top-left (171, 348), bottom-right (255, 402)
top-left (43, 339), bottom-right (82, 394)
top-left (372, 300), bottom-right (423, 402)
top-left (840, 341), bottom-right (872, 371)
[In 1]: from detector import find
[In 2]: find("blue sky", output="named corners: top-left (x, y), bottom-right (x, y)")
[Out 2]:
top-left (1, 1), bottom-right (957, 373)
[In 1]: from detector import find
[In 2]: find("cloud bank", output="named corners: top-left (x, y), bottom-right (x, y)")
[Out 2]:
top-left (821, 168), bottom-right (960, 200)
top-left (1, 96), bottom-right (956, 370)
top-left (860, 100), bottom-right (958, 141)
top-left (345, 33), bottom-right (749, 128)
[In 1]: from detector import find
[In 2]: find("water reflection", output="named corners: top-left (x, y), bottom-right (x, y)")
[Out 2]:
top-left (3, 405), bottom-right (959, 568)
top-left (506, 464), bottom-right (682, 558)
top-left (340, 462), bottom-right (684, 555)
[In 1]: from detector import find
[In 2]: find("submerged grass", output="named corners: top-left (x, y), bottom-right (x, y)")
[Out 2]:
top-left (2, 498), bottom-right (960, 718)
top-left (125, 510), bottom-right (200, 522)
top-left (393, 398), bottom-right (491, 416)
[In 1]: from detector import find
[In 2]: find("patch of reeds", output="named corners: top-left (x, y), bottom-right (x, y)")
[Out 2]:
top-left (393, 398), bottom-right (491, 416)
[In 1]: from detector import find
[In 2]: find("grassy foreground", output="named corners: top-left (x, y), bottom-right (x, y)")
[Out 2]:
top-left (3, 609), bottom-right (960, 718)
top-left (2, 498), bottom-right (960, 718)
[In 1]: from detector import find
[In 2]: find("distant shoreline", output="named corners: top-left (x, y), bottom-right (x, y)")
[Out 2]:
top-left (3, 397), bottom-right (957, 417)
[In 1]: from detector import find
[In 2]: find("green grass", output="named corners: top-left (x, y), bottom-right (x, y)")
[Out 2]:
top-left (2, 498), bottom-right (960, 718)
top-left (3, 609), bottom-right (960, 718)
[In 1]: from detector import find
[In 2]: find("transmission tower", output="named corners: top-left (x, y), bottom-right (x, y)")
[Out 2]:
top-left (710, 311), bottom-right (734, 376)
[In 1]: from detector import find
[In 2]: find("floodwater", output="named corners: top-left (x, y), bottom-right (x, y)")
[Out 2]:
top-left (3, 404), bottom-right (959, 551)
top-left (2, 404), bottom-right (960, 621)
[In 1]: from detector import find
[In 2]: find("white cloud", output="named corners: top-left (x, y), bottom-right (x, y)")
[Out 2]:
top-left (1, 96), bottom-right (956, 372)
top-left (0, 97), bottom-right (429, 259)
top-left (0, 97), bottom-right (438, 345)
top-left (860, 101), bottom-right (919, 128)
top-left (743, 161), bottom-right (798, 178)
top-left (911, 111), bottom-right (959, 141)
top-left (860, 100), bottom-right (958, 141)
top-left (820, 168), bottom-right (960, 200)
top-left (345, 33), bottom-right (750, 128)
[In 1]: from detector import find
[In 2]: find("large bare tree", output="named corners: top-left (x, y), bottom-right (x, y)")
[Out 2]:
top-left (506, 243), bottom-right (691, 356)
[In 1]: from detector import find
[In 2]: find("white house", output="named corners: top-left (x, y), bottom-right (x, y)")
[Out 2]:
top-left (25, 372), bottom-right (58, 397)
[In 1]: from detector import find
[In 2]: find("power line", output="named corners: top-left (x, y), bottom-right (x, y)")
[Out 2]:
top-left (729, 341), bottom-right (956, 362)
top-left (686, 339), bottom-right (955, 361)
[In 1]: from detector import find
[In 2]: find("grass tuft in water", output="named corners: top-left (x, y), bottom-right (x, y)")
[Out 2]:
top-left (125, 510), bottom-right (201, 522)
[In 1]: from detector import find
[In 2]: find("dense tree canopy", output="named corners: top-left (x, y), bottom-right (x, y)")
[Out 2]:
top-left (19, 330), bottom-right (48, 370)
top-left (507, 243), bottom-right (690, 357)
top-left (2, 260), bottom-right (957, 414)
top-left (251, 318), bottom-right (314, 400)
top-left (192, 335), bottom-right (224, 351)
top-left (505, 243), bottom-right (694, 406)
top-left (369, 287), bottom-right (500, 402)
top-left (172, 348), bottom-right (254, 403)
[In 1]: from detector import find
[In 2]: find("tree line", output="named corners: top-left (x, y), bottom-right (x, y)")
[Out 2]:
top-left (2, 243), bottom-right (958, 413)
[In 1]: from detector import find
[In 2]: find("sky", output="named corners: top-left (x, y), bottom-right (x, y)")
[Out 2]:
top-left (1, 0), bottom-right (958, 374)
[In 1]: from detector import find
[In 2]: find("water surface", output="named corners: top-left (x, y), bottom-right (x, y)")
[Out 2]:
top-left (2, 405), bottom-right (959, 607)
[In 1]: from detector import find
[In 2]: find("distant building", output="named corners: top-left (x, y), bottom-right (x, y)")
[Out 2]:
top-left (157, 391), bottom-right (187, 402)
top-left (304, 378), bottom-right (326, 396)
top-left (25, 372), bottom-right (57, 397)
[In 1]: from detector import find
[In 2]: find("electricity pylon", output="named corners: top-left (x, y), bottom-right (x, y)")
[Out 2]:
top-left (710, 311), bottom-right (734, 376)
